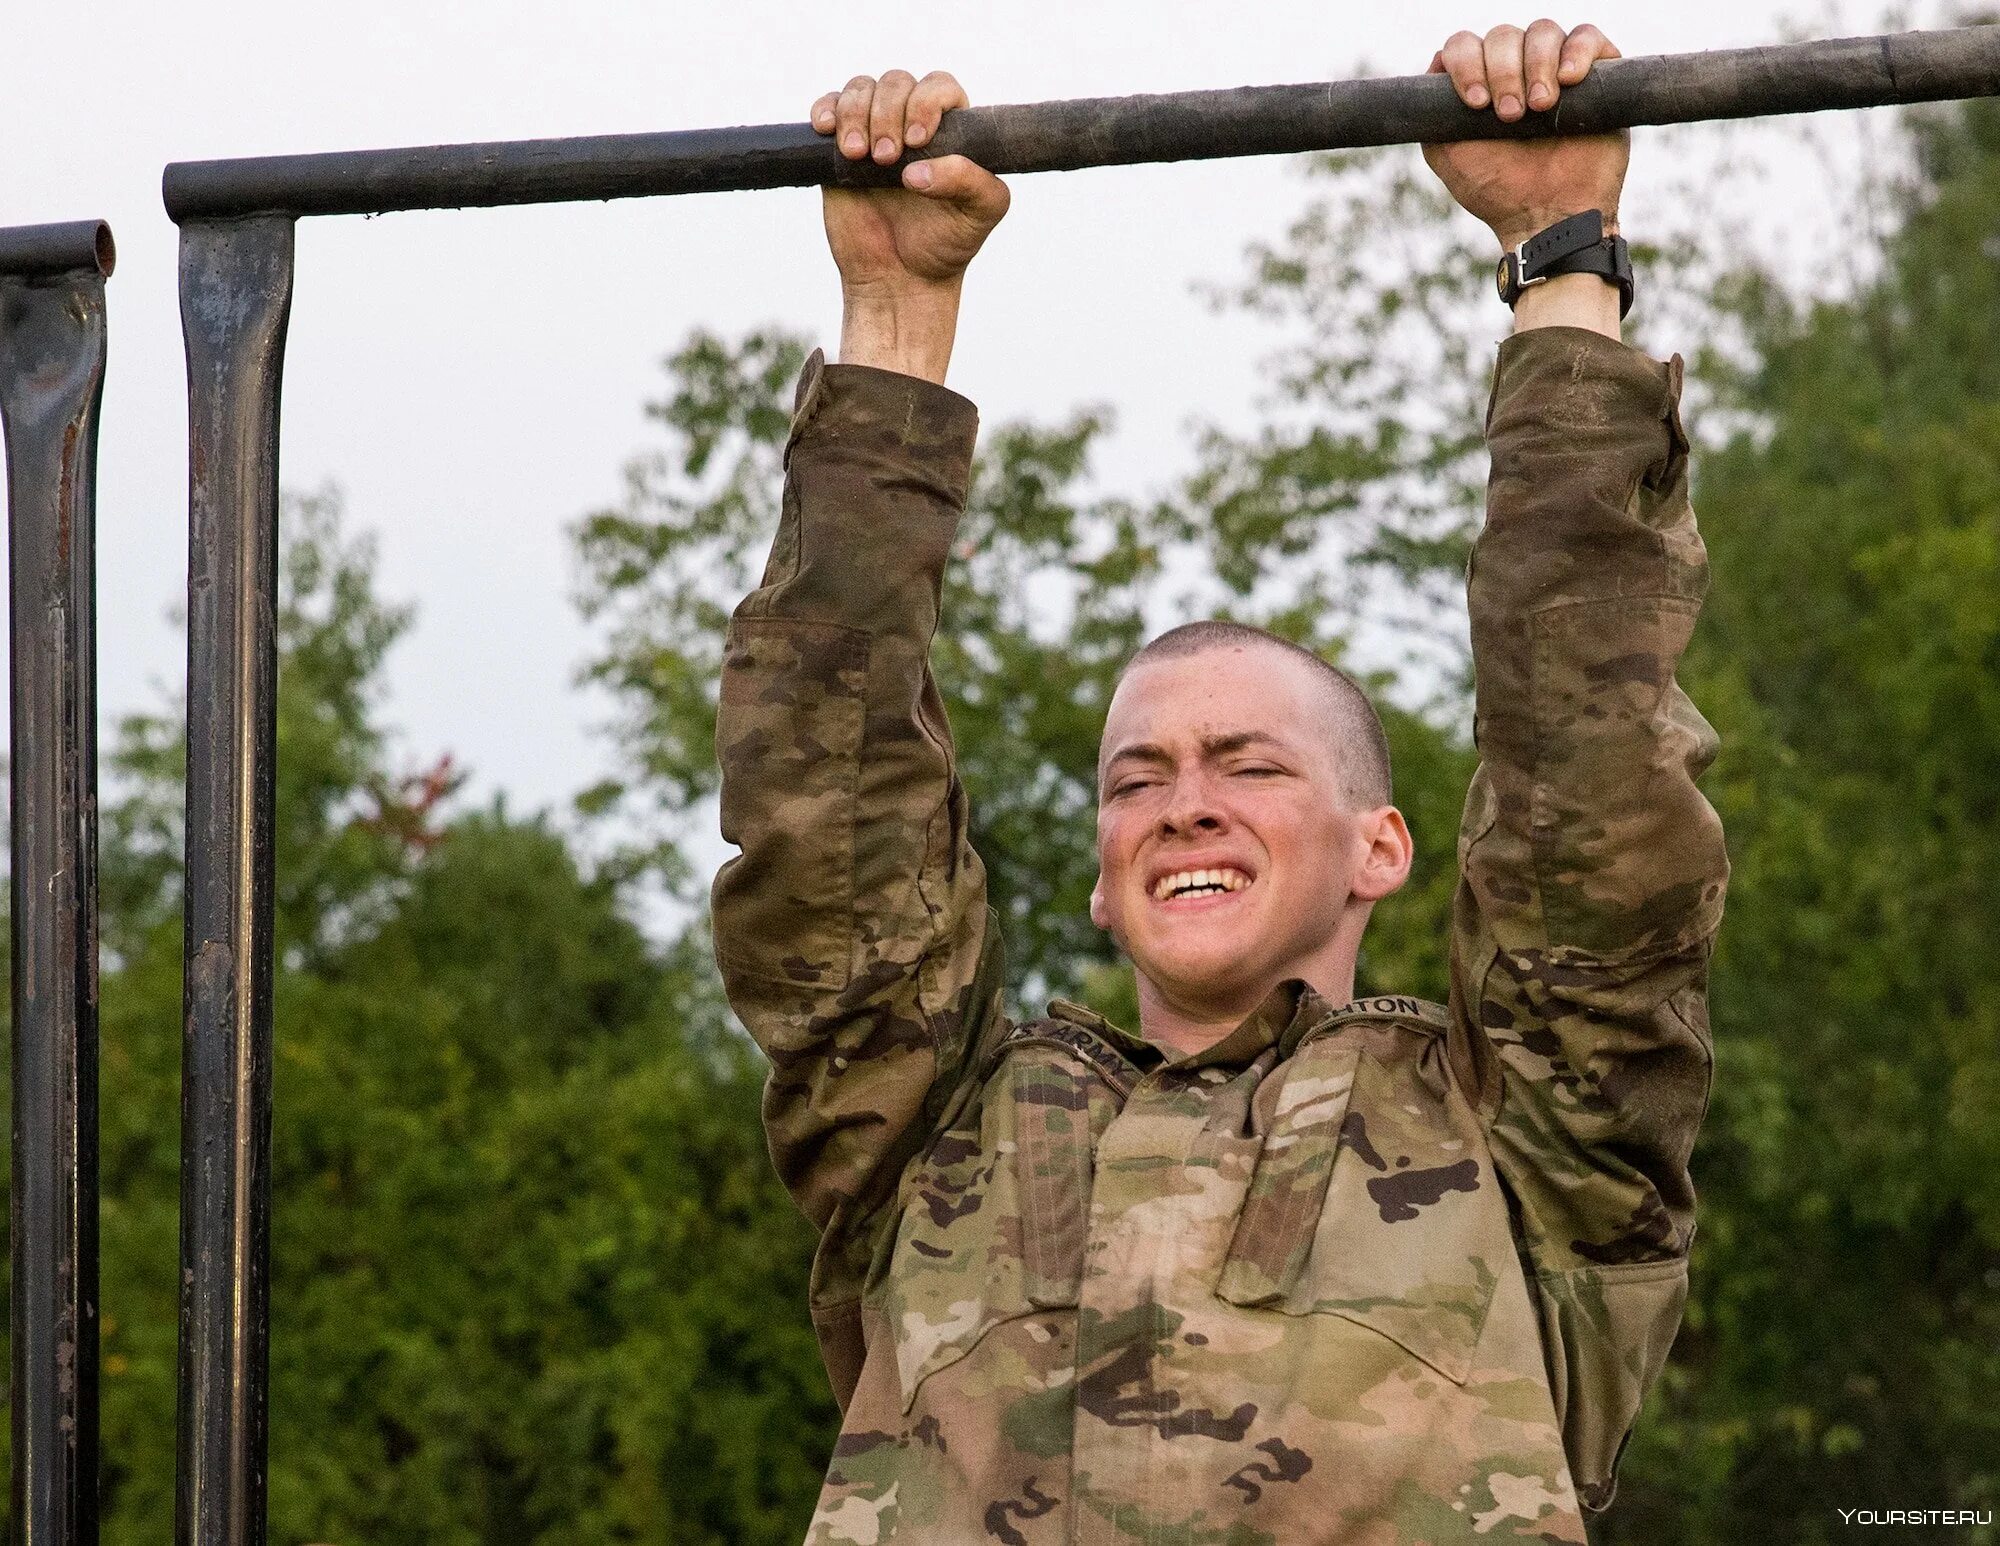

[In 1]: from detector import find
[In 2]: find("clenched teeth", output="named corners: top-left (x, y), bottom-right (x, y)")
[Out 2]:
top-left (1152, 867), bottom-right (1252, 902)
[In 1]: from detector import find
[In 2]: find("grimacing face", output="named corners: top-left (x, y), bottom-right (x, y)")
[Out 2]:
top-left (1089, 644), bottom-right (1412, 1022)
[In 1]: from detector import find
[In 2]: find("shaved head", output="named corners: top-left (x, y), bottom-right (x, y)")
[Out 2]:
top-left (1119, 621), bottom-right (1392, 809)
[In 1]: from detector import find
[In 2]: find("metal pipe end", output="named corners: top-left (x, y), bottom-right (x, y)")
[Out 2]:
top-left (0, 220), bottom-right (115, 279)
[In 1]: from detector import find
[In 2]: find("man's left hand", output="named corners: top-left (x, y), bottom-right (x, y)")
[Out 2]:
top-left (1422, 21), bottom-right (1628, 253)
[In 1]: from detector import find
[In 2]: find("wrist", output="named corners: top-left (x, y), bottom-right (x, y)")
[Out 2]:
top-left (839, 280), bottom-right (963, 384)
top-left (1493, 210), bottom-right (1620, 253)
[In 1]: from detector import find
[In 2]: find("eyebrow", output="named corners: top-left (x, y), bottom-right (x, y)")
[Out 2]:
top-left (1101, 730), bottom-right (1293, 779)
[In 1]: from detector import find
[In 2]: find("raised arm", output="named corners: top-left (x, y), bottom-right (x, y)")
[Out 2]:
top-left (1426, 22), bottom-right (1730, 1511)
top-left (711, 72), bottom-right (1010, 1403)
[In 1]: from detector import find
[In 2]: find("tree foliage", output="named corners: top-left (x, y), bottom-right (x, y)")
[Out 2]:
top-left (9, 495), bottom-right (832, 1545)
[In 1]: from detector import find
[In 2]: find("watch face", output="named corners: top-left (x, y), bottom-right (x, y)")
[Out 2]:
top-left (1495, 255), bottom-right (1511, 302)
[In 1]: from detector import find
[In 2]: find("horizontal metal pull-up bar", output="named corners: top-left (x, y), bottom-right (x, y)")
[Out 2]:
top-left (162, 24), bottom-right (2000, 221)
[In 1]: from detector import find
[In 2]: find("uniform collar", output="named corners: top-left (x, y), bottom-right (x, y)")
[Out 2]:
top-left (1171, 978), bottom-right (1339, 1071)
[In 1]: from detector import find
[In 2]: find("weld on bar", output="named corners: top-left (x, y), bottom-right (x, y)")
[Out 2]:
top-left (2, 218), bottom-right (115, 1546)
top-left (160, 23), bottom-right (2000, 1546)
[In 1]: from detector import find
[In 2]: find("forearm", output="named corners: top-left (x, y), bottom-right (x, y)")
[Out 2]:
top-left (1466, 326), bottom-right (1725, 955)
top-left (739, 352), bottom-right (975, 635)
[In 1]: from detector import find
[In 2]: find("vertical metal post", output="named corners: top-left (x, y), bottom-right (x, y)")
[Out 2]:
top-left (174, 216), bottom-right (294, 1546)
top-left (1, 219), bottom-right (114, 1546)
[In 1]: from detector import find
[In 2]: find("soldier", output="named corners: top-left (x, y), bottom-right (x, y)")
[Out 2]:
top-left (713, 19), bottom-right (1727, 1543)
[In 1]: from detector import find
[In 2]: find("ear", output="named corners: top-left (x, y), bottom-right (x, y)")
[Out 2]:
top-left (1348, 806), bottom-right (1414, 902)
top-left (1089, 878), bottom-right (1108, 930)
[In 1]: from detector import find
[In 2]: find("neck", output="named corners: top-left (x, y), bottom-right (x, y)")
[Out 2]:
top-left (1135, 910), bottom-right (1367, 1057)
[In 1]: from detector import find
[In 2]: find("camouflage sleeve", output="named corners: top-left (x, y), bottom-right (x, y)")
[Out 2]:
top-left (1449, 326), bottom-right (1729, 1510)
top-left (711, 350), bottom-right (1005, 1403)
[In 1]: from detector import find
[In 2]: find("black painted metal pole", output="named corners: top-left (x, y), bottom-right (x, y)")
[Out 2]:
top-left (2, 218), bottom-right (115, 1546)
top-left (162, 24), bottom-right (2000, 219)
top-left (174, 217), bottom-right (294, 1546)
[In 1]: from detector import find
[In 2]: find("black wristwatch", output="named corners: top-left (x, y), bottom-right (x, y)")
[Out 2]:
top-left (1494, 210), bottom-right (1633, 318)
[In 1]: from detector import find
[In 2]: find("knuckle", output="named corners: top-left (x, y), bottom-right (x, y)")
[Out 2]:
top-left (844, 74), bottom-right (874, 92)
top-left (879, 67), bottom-right (916, 88)
top-left (1485, 23), bottom-right (1523, 43)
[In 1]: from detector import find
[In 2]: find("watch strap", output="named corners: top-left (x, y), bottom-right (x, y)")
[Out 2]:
top-left (1518, 209), bottom-right (1606, 273)
top-left (1538, 235), bottom-right (1634, 317)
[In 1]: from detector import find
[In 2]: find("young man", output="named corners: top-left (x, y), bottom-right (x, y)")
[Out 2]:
top-left (713, 21), bottom-right (1727, 1543)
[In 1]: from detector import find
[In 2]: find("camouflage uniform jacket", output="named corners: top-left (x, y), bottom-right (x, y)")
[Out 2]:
top-left (712, 327), bottom-right (1728, 1545)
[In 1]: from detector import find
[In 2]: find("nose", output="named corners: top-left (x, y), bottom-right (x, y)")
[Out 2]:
top-left (1158, 771), bottom-right (1229, 837)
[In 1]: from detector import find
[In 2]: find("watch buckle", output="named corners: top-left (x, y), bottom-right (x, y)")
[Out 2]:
top-left (1511, 239), bottom-right (1548, 289)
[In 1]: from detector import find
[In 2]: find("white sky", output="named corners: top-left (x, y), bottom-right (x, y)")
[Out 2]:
top-left (2, 0), bottom-right (1903, 862)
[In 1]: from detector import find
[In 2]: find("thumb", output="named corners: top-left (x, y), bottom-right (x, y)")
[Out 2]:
top-left (903, 154), bottom-right (1010, 223)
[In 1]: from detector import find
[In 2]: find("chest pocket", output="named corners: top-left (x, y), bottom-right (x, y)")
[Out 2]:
top-left (881, 1045), bottom-right (1102, 1411)
top-left (1216, 1033), bottom-right (1506, 1384)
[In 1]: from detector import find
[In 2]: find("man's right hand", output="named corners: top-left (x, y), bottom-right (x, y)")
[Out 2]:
top-left (812, 70), bottom-right (1009, 383)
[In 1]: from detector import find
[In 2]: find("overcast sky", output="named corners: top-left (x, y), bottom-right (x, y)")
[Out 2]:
top-left (2, 0), bottom-right (1910, 874)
